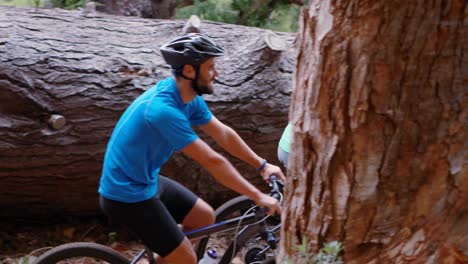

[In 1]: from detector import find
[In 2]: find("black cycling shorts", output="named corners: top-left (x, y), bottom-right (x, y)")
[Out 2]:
top-left (100, 175), bottom-right (199, 257)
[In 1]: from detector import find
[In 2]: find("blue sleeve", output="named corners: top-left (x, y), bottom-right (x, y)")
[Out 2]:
top-left (148, 106), bottom-right (199, 151)
top-left (189, 96), bottom-right (213, 126)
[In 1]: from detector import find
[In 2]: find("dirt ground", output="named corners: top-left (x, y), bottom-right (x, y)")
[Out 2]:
top-left (0, 215), bottom-right (250, 264)
top-left (0, 215), bottom-right (147, 264)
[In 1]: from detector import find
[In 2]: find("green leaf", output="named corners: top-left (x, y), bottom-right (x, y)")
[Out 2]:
top-left (175, 0), bottom-right (302, 32)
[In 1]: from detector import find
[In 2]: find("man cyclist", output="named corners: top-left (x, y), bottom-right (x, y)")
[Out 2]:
top-left (98, 33), bottom-right (285, 264)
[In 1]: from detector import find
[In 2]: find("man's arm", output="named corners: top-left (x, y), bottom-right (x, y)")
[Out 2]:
top-left (181, 138), bottom-right (281, 214)
top-left (199, 116), bottom-right (285, 182)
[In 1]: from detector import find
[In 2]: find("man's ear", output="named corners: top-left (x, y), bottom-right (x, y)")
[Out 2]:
top-left (182, 64), bottom-right (196, 79)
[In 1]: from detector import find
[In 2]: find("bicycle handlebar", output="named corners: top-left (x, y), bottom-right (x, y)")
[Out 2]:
top-left (255, 175), bottom-right (284, 215)
top-left (268, 175), bottom-right (283, 202)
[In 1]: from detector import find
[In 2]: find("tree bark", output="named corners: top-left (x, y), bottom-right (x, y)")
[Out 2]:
top-left (0, 6), bottom-right (296, 219)
top-left (280, 0), bottom-right (467, 263)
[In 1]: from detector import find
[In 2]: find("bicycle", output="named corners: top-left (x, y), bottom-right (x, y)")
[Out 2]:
top-left (34, 175), bottom-right (284, 264)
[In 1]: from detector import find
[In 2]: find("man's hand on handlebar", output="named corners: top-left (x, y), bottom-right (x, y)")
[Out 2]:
top-left (260, 163), bottom-right (286, 183)
top-left (253, 193), bottom-right (282, 215)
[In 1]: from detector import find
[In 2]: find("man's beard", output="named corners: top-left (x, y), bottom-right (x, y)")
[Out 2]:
top-left (192, 78), bottom-right (214, 95)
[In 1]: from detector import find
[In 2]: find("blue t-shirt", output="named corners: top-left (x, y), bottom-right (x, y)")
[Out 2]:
top-left (99, 77), bottom-right (213, 203)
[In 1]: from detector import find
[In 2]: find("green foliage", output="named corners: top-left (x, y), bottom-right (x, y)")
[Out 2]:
top-left (8, 255), bottom-right (37, 264)
top-left (175, 0), bottom-right (304, 32)
top-left (0, 0), bottom-right (45, 7)
top-left (49, 0), bottom-right (87, 9)
top-left (2, 0), bottom-right (306, 32)
top-left (263, 3), bottom-right (301, 32)
top-left (0, 0), bottom-right (86, 8)
top-left (175, 0), bottom-right (238, 24)
top-left (315, 241), bottom-right (343, 264)
top-left (283, 237), bottom-right (343, 264)
top-left (295, 236), bottom-right (315, 263)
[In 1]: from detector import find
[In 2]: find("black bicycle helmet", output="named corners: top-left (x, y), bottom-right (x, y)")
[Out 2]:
top-left (160, 33), bottom-right (225, 69)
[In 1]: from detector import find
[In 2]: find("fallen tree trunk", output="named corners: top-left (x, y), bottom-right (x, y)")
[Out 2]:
top-left (0, 6), bottom-right (296, 219)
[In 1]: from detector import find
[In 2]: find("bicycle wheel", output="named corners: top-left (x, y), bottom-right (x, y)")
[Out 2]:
top-left (34, 242), bottom-right (130, 264)
top-left (195, 196), bottom-right (280, 264)
top-left (195, 196), bottom-right (254, 260)
top-left (221, 224), bottom-right (278, 264)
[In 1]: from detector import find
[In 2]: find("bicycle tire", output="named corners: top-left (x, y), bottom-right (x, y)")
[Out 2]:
top-left (219, 224), bottom-right (264, 264)
top-left (34, 242), bottom-right (130, 264)
top-left (195, 195), bottom-right (255, 259)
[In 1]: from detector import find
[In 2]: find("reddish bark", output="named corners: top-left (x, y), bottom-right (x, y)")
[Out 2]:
top-left (280, 0), bottom-right (467, 262)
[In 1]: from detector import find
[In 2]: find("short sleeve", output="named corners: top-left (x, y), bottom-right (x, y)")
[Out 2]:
top-left (189, 96), bottom-right (213, 126)
top-left (147, 106), bottom-right (199, 151)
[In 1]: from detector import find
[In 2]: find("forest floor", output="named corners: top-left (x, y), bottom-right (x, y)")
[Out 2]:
top-left (0, 215), bottom-right (244, 264)
top-left (0, 215), bottom-right (148, 264)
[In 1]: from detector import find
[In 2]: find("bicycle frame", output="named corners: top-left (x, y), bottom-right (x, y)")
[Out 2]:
top-left (130, 210), bottom-right (265, 264)
top-left (130, 176), bottom-right (283, 264)
top-left (32, 177), bottom-right (283, 264)
top-left (185, 211), bottom-right (258, 239)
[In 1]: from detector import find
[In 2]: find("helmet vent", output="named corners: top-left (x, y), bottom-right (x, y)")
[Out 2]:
top-left (160, 33), bottom-right (225, 69)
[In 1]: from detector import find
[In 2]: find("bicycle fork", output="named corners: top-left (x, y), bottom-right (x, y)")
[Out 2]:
top-left (255, 209), bottom-right (281, 257)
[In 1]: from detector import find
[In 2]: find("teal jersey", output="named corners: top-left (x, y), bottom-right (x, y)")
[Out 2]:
top-left (278, 123), bottom-right (292, 153)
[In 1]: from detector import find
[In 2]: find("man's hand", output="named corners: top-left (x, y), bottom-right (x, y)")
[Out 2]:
top-left (260, 163), bottom-right (286, 182)
top-left (253, 193), bottom-right (282, 215)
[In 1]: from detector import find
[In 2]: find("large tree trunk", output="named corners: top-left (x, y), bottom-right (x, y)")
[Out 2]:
top-left (0, 6), bottom-right (296, 219)
top-left (280, 0), bottom-right (467, 263)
